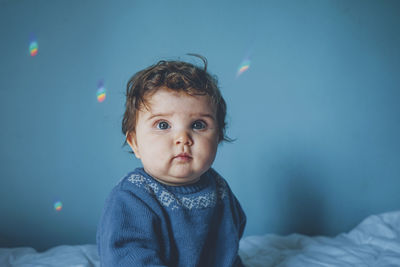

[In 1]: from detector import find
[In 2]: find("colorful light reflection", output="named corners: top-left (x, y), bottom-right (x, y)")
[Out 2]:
top-left (97, 81), bottom-right (106, 103)
top-left (236, 59), bottom-right (251, 77)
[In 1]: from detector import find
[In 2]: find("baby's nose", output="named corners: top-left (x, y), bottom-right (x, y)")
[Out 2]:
top-left (175, 130), bottom-right (193, 146)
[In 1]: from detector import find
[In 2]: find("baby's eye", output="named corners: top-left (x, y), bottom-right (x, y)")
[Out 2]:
top-left (157, 121), bottom-right (170, 130)
top-left (192, 120), bottom-right (206, 130)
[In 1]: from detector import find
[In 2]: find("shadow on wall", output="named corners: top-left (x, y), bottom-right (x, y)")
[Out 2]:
top-left (273, 157), bottom-right (328, 236)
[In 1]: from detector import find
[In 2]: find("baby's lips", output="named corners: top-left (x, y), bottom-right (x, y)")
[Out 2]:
top-left (173, 153), bottom-right (193, 161)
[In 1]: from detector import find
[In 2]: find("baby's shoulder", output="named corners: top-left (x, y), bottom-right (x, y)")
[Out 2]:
top-left (106, 169), bottom-right (161, 207)
top-left (119, 170), bottom-right (160, 194)
top-left (208, 168), bottom-right (229, 188)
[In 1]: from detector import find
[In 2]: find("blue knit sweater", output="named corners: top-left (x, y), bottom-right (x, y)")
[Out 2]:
top-left (96, 168), bottom-right (246, 267)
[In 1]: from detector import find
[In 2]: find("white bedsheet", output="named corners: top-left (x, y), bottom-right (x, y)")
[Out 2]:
top-left (0, 211), bottom-right (399, 266)
top-left (239, 210), bottom-right (400, 267)
top-left (0, 245), bottom-right (99, 267)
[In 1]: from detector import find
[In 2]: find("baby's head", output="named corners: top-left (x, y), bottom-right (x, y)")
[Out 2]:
top-left (122, 56), bottom-right (229, 186)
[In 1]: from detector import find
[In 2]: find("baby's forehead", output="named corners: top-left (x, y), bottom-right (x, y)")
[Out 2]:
top-left (139, 88), bottom-right (216, 116)
top-left (145, 88), bottom-right (214, 105)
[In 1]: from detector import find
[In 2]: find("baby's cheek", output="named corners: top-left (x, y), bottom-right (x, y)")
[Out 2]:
top-left (199, 141), bottom-right (218, 164)
top-left (207, 137), bottom-right (219, 153)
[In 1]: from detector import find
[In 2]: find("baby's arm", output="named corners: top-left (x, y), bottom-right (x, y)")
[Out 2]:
top-left (97, 189), bottom-right (167, 267)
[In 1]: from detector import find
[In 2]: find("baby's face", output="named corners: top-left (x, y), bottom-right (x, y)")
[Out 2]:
top-left (127, 87), bottom-right (219, 186)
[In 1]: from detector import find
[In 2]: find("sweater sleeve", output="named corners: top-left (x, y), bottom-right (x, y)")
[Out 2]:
top-left (236, 196), bottom-right (246, 239)
top-left (232, 195), bottom-right (246, 267)
top-left (97, 188), bottom-right (167, 267)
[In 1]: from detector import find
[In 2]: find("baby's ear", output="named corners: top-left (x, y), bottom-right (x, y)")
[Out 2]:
top-left (126, 132), bottom-right (141, 159)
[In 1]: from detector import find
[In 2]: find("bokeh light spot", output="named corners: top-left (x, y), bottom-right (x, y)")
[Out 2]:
top-left (29, 41), bottom-right (38, 57)
top-left (54, 201), bottom-right (63, 211)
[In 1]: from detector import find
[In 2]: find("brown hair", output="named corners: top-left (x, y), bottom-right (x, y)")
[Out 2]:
top-left (122, 55), bottom-right (230, 144)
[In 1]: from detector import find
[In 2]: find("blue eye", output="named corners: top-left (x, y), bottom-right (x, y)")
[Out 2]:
top-left (192, 120), bottom-right (206, 130)
top-left (157, 121), bottom-right (170, 130)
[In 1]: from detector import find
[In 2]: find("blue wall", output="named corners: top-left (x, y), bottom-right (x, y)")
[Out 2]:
top-left (1, 0), bottom-right (399, 251)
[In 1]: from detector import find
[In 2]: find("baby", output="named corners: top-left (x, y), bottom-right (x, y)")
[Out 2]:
top-left (97, 56), bottom-right (246, 266)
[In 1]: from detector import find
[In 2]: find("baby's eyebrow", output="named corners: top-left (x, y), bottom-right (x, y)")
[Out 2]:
top-left (197, 113), bottom-right (216, 120)
top-left (146, 113), bottom-right (172, 121)
top-left (146, 113), bottom-right (216, 121)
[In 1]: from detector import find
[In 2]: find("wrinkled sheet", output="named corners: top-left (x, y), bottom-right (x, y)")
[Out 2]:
top-left (0, 245), bottom-right (99, 267)
top-left (0, 211), bottom-right (399, 266)
top-left (239, 210), bottom-right (400, 267)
